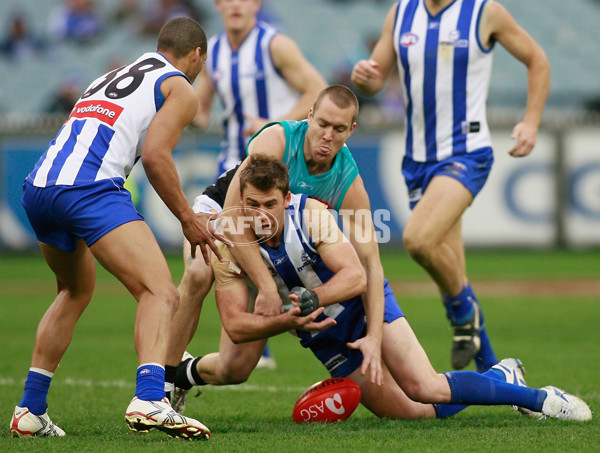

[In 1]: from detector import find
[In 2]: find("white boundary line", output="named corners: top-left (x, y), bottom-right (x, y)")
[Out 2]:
top-left (0, 376), bottom-right (306, 393)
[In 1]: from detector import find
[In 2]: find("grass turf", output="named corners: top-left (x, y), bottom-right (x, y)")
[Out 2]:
top-left (1, 249), bottom-right (599, 452)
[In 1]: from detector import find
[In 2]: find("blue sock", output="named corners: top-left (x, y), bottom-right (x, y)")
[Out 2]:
top-left (443, 285), bottom-right (474, 325)
top-left (475, 329), bottom-right (497, 373)
top-left (135, 363), bottom-right (165, 401)
top-left (445, 371), bottom-right (545, 410)
top-left (434, 366), bottom-right (507, 418)
top-left (464, 284), bottom-right (498, 373)
top-left (19, 369), bottom-right (52, 415)
top-left (262, 343), bottom-right (272, 358)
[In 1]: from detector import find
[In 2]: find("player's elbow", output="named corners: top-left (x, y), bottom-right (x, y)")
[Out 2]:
top-left (191, 112), bottom-right (209, 129)
top-left (223, 323), bottom-right (253, 344)
top-left (141, 149), bottom-right (162, 175)
top-left (228, 331), bottom-right (249, 344)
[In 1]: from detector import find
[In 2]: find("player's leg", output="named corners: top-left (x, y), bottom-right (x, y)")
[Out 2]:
top-left (346, 359), bottom-right (436, 419)
top-left (380, 317), bottom-right (453, 406)
top-left (379, 318), bottom-right (584, 419)
top-left (11, 239), bottom-right (95, 437)
top-left (170, 240), bottom-right (215, 360)
top-left (90, 220), bottom-right (210, 439)
top-left (33, 240), bottom-right (96, 373)
top-left (166, 194), bottom-right (221, 399)
top-left (442, 216), bottom-right (497, 371)
top-left (164, 240), bottom-right (215, 400)
top-left (348, 317), bottom-right (590, 420)
top-left (402, 175), bottom-right (487, 369)
top-left (176, 326), bottom-right (266, 387)
top-left (442, 221), bottom-right (498, 373)
top-left (91, 220), bottom-right (177, 368)
top-left (402, 175), bottom-right (471, 298)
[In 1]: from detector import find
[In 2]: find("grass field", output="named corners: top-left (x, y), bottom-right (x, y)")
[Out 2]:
top-left (1, 248), bottom-right (599, 452)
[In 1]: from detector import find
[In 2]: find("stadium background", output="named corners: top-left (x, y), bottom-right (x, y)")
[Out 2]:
top-left (1, 0), bottom-right (600, 250)
top-left (1, 1), bottom-right (599, 450)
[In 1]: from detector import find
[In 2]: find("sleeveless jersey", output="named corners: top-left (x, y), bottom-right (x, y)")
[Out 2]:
top-left (393, 0), bottom-right (494, 162)
top-left (249, 120), bottom-right (359, 211)
top-left (27, 52), bottom-right (187, 187)
top-left (258, 194), bottom-right (364, 348)
top-left (206, 22), bottom-right (301, 172)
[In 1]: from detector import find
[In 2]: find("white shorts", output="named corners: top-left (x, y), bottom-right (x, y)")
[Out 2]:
top-left (192, 194), bottom-right (222, 214)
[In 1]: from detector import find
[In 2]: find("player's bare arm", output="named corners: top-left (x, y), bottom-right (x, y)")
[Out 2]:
top-left (482, 1), bottom-right (550, 158)
top-left (268, 35), bottom-right (327, 120)
top-left (213, 251), bottom-right (336, 344)
top-left (243, 35), bottom-right (326, 136)
top-left (217, 286), bottom-right (334, 344)
top-left (338, 176), bottom-right (385, 385)
top-left (295, 198), bottom-right (367, 306)
top-left (192, 70), bottom-right (216, 129)
top-left (142, 75), bottom-right (226, 264)
top-left (351, 4), bottom-right (398, 96)
top-left (217, 125), bottom-right (288, 315)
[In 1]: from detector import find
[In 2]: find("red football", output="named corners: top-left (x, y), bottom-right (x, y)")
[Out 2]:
top-left (292, 377), bottom-right (361, 423)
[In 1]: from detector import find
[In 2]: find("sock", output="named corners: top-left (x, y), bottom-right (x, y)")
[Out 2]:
top-left (174, 356), bottom-right (206, 389)
top-left (164, 365), bottom-right (177, 397)
top-left (434, 366), bottom-right (508, 418)
top-left (443, 285), bottom-right (474, 325)
top-left (19, 368), bottom-right (53, 415)
top-left (262, 343), bottom-right (272, 358)
top-left (464, 284), bottom-right (498, 373)
top-left (135, 363), bottom-right (165, 401)
top-left (445, 371), bottom-right (545, 411)
top-left (474, 329), bottom-right (497, 373)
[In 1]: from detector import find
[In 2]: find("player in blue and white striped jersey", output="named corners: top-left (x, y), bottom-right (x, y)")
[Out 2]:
top-left (177, 154), bottom-right (591, 422)
top-left (192, 0), bottom-right (326, 177)
top-left (352, 0), bottom-right (550, 372)
top-left (10, 18), bottom-right (220, 440)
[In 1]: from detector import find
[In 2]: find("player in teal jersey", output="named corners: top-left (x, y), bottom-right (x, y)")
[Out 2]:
top-left (254, 118), bottom-right (359, 211)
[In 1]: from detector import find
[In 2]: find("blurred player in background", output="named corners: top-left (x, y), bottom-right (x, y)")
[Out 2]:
top-left (351, 0), bottom-right (550, 372)
top-left (10, 18), bottom-right (222, 440)
top-left (168, 0), bottom-right (326, 376)
top-left (181, 154), bottom-right (591, 422)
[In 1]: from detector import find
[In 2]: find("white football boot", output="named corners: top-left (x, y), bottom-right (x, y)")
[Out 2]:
top-left (540, 386), bottom-right (592, 421)
top-left (125, 397), bottom-right (210, 440)
top-left (492, 358), bottom-right (527, 387)
top-left (10, 406), bottom-right (66, 437)
top-left (491, 358), bottom-right (542, 417)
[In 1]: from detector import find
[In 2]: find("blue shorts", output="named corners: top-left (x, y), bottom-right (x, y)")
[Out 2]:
top-left (306, 280), bottom-right (404, 378)
top-left (402, 148), bottom-right (494, 209)
top-left (21, 179), bottom-right (144, 252)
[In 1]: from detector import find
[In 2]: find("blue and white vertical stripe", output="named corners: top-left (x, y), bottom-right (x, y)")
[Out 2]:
top-left (207, 22), bottom-right (301, 173)
top-left (393, 0), bottom-right (494, 162)
top-left (27, 52), bottom-right (181, 187)
top-left (259, 194), bottom-right (348, 327)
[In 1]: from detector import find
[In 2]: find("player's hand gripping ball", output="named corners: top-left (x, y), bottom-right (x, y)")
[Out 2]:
top-left (292, 377), bottom-right (361, 423)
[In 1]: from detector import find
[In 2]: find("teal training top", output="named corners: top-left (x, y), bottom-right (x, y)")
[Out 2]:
top-left (248, 120), bottom-right (359, 211)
